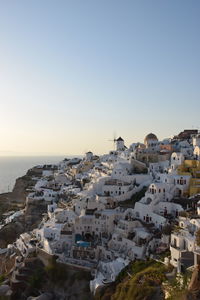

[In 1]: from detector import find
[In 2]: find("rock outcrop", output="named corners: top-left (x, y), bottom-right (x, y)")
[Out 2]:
top-left (0, 219), bottom-right (25, 248)
top-left (0, 284), bottom-right (12, 299)
top-left (27, 294), bottom-right (54, 300)
top-left (0, 168), bottom-right (42, 248)
top-left (24, 198), bottom-right (48, 231)
top-left (187, 265), bottom-right (200, 299)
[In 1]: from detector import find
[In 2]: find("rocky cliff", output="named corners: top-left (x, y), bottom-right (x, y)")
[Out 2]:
top-left (24, 198), bottom-right (48, 231)
top-left (0, 168), bottom-right (44, 248)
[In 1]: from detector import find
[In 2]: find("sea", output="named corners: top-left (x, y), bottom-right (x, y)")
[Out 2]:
top-left (0, 156), bottom-right (67, 194)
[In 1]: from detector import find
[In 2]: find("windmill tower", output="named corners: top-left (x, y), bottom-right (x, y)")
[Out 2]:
top-left (116, 137), bottom-right (125, 151)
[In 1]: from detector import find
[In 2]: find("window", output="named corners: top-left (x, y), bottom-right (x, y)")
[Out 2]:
top-left (174, 238), bottom-right (177, 247)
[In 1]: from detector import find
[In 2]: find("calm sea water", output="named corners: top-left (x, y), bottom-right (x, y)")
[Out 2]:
top-left (0, 156), bottom-right (66, 193)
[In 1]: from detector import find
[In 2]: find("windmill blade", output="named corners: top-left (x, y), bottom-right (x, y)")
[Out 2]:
top-left (108, 131), bottom-right (117, 150)
top-left (113, 131), bottom-right (117, 142)
top-left (113, 131), bottom-right (117, 149)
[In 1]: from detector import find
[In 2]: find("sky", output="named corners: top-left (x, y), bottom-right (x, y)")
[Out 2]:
top-left (0, 0), bottom-right (200, 156)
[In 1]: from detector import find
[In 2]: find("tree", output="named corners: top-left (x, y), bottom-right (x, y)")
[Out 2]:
top-left (179, 211), bottom-right (188, 218)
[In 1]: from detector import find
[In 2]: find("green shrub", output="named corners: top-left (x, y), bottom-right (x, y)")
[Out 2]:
top-left (119, 187), bottom-right (147, 208)
top-left (112, 261), bottom-right (167, 300)
top-left (0, 274), bottom-right (5, 285)
top-left (45, 259), bottom-right (68, 283)
top-left (29, 271), bottom-right (43, 289)
top-left (179, 211), bottom-right (188, 217)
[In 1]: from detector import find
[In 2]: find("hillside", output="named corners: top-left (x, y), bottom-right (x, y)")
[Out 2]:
top-left (94, 260), bottom-right (200, 300)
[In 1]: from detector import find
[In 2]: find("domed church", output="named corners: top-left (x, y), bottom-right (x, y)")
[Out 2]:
top-left (144, 133), bottom-right (158, 148)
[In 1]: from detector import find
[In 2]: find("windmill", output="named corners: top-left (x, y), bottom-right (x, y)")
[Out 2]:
top-left (108, 132), bottom-right (117, 150)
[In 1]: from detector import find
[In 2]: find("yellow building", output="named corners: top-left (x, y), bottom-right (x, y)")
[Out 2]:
top-left (71, 161), bottom-right (94, 175)
top-left (178, 160), bottom-right (200, 196)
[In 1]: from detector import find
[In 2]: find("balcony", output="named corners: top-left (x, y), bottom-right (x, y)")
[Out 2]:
top-left (170, 244), bottom-right (181, 250)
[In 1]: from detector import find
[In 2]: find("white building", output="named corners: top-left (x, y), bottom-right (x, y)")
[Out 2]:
top-left (74, 208), bottom-right (115, 239)
top-left (194, 146), bottom-right (200, 160)
top-left (192, 134), bottom-right (200, 147)
top-left (170, 152), bottom-right (185, 171)
top-left (85, 151), bottom-right (93, 161)
top-left (170, 203), bottom-right (200, 271)
top-left (144, 133), bottom-right (159, 148)
top-left (116, 137), bottom-right (125, 151)
top-left (15, 233), bottom-right (36, 257)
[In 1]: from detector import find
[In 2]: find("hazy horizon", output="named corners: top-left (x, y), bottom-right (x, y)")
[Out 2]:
top-left (0, 155), bottom-right (68, 193)
top-left (0, 128), bottom-right (194, 157)
top-left (1, 0), bottom-right (200, 156)
top-left (0, 153), bottom-right (84, 157)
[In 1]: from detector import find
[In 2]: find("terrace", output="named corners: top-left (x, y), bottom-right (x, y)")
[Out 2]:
top-left (104, 179), bottom-right (130, 186)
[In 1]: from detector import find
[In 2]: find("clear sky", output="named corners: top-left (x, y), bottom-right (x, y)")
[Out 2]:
top-left (0, 0), bottom-right (200, 156)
